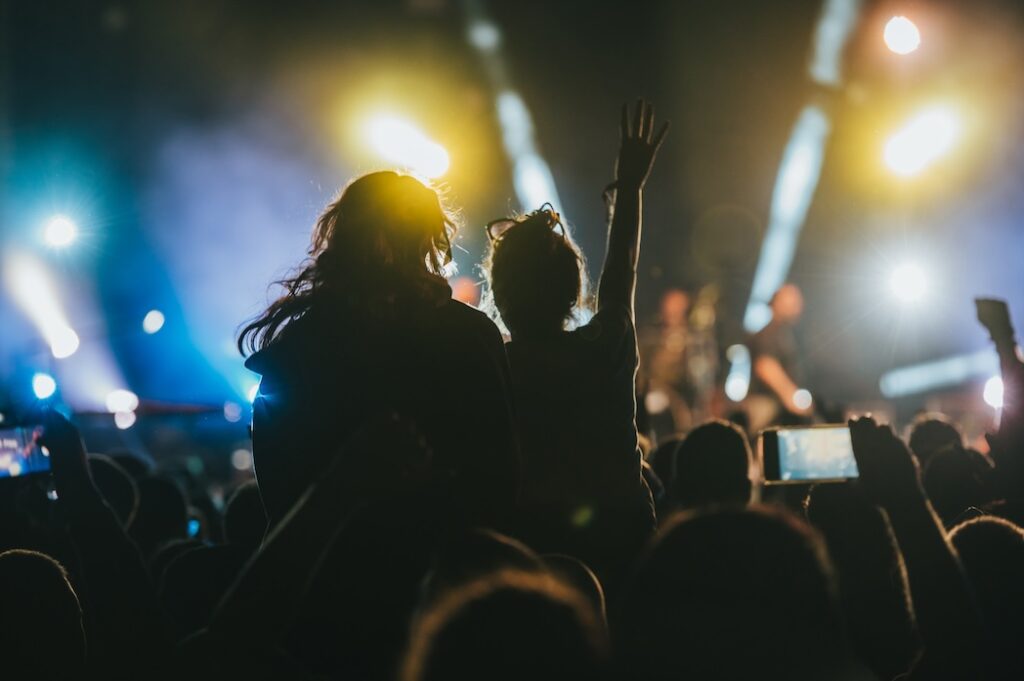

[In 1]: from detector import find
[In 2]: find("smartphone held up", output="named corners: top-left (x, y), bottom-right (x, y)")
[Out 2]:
top-left (759, 424), bottom-right (859, 485)
top-left (0, 425), bottom-right (51, 479)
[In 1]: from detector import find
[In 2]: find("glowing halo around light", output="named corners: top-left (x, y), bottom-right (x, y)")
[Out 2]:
top-left (884, 16), bottom-right (921, 55)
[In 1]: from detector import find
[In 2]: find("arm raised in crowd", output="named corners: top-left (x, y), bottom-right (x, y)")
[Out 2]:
top-left (848, 416), bottom-right (984, 680)
top-left (598, 99), bottom-right (669, 317)
top-left (40, 410), bottom-right (168, 675)
top-left (976, 298), bottom-right (1024, 495)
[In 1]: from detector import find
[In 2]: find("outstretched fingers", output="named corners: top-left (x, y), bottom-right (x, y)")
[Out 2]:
top-left (652, 120), bottom-right (670, 151)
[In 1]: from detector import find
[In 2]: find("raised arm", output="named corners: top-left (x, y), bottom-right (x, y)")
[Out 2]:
top-left (40, 411), bottom-right (168, 675)
top-left (598, 99), bottom-right (669, 317)
top-left (976, 298), bottom-right (1024, 494)
top-left (848, 416), bottom-right (984, 679)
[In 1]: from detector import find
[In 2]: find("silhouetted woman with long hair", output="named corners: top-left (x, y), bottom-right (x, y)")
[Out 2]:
top-left (240, 171), bottom-right (519, 529)
top-left (482, 101), bottom-right (668, 583)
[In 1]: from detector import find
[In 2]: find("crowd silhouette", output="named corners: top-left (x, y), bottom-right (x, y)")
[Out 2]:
top-left (2, 99), bottom-right (1024, 681)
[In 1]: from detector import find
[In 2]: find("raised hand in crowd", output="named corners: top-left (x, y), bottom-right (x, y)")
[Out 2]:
top-left (849, 416), bottom-right (985, 680)
top-left (599, 99), bottom-right (669, 315)
top-left (39, 410), bottom-right (168, 677)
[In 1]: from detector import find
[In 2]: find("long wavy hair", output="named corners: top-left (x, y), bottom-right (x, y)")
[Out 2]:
top-left (239, 171), bottom-right (457, 355)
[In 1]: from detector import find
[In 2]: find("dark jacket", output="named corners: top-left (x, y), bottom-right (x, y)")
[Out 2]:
top-left (244, 295), bottom-right (520, 529)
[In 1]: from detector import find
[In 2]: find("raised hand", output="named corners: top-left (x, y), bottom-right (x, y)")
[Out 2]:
top-left (38, 410), bottom-right (97, 506)
top-left (615, 99), bottom-right (669, 191)
top-left (975, 298), bottom-right (1014, 344)
top-left (848, 416), bottom-right (922, 509)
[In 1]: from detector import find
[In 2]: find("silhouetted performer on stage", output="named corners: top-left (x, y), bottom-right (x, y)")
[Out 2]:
top-left (483, 100), bottom-right (668, 581)
top-left (748, 283), bottom-right (811, 430)
top-left (239, 171), bottom-right (520, 529)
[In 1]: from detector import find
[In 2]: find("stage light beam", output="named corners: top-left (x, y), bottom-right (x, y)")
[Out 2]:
top-left (884, 105), bottom-right (960, 177)
top-left (889, 262), bottom-right (928, 303)
top-left (724, 344), bottom-right (752, 402)
top-left (3, 253), bottom-right (81, 358)
top-left (44, 215), bottom-right (78, 248)
top-left (880, 350), bottom-right (998, 398)
top-left (365, 115), bottom-right (449, 179)
top-left (32, 373), bottom-right (57, 400)
top-left (884, 16), bottom-right (921, 55)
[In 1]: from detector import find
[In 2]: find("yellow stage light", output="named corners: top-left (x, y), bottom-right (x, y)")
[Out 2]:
top-left (365, 115), bottom-right (450, 179)
top-left (883, 105), bottom-right (960, 177)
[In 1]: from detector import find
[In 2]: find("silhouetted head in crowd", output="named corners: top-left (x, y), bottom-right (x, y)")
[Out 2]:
top-left (106, 449), bottom-right (154, 480)
top-left (770, 283), bottom-right (804, 325)
top-left (484, 206), bottom-right (589, 338)
top-left (130, 474), bottom-right (189, 559)
top-left (950, 516), bottom-right (1024, 675)
top-left (646, 436), bottom-right (682, 496)
top-left (421, 529), bottom-right (544, 604)
top-left (908, 413), bottom-right (962, 466)
top-left (672, 419), bottom-right (751, 509)
top-left (402, 570), bottom-right (608, 681)
top-left (620, 506), bottom-right (849, 681)
top-left (0, 550), bottom-right (85, 679)
top-left (88, 453), bottom-right (138, 526)
top-left (922, 446), bottom-right (991, 526)
top-left (804, 483), bottom-right (918, 681)
top-left (239, 171), bottom-right (456, 353)
top-left (223, 480), bottom-right (267, 554)
top-left (542, 553), bottom-right (607, 624)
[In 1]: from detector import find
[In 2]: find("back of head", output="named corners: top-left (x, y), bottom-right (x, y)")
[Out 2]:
top-left (130, 474), bottom-right (189, 557)
top-left (422, 529), bottom-right (544, 603)
top-left (240, 170), bottom-right (456, 353)
top-left (950, 516), bottom-right (1024, 673)
top-left (0, 550), bottom-right (85, 679)
top-left (88, 453), bottom-right (139, 527)
top-left (106, 449), bottom-right (153, 480)
top-left (223, 480), bottom-right (267, 554)
top-left (672, 420), bottom-right (751, 509)
top-left (805, 484), bottom-right (917, 680)
top-left (621, 506), bottom-right (845, 681)
top-left (908, 414), bottom-right (962, 466)
top-left (922, 447), bottom-right (989, 526)
top-left (485, 208), bottom-right (586, 337)
top-left (402, 570), bottom-right (607, 681)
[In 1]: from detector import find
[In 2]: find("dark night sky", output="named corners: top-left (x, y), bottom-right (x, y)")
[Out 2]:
top-left (3, 0), bottom-right (1024, 407)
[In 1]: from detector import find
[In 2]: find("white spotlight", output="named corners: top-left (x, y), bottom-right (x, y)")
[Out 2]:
top-left (114, 411), bottom-right (137, 430)
top-left (467, 20), bottom-right (501, 51)
top-left (105, 389), bottom-right (139, 414)
top-left (365, 115), bottom-right (450, 179)
top-left (984, 376), bottom-right (1004, 409)
top-left (884, 105), bottom-right (960, 177)
top-left (142, 309), bottom-right (165, 334)
top-left (884, 16), bottom-right (921, 55)
top-left (231, 448), bottom-right (253, 471)
top-left (44, 215), bottom-right (78, 248)
top-left (247, 383), bottom-right (259, 403)
top-left (32, 373), bottom-right (57, 400)
top-left (792, 389), bottom-right (813, 411)
top-left (889, 262), bottom-right (928, 304)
